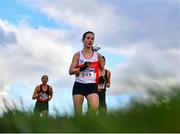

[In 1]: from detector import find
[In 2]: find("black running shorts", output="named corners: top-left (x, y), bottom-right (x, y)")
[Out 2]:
top-left (72, 82), bottom-right (98, 97)
top-left (34, 101), bottom-right (49, 113)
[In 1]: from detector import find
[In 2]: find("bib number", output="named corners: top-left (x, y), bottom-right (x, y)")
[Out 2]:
top-left (98, 83), bottom-right (106, 89)
top-left (79, 68), bottom-right (96, 80)
top-left (39, 92), bottom-right (48, 101)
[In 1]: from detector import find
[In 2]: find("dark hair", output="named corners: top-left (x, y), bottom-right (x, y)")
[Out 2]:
top-left (92, 45), bottom-right (101, 52)
top-left (82, 31), bottom-right (94, 40)
top-left (102, 55), bottom-right (105, 60)
top-left (41, 75), bottom-right (48, 81)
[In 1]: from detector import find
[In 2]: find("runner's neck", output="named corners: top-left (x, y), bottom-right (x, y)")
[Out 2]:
top-left (42, 83), bottom-right (47, 87)
top-left (83, 47), bottom-right (93, 54)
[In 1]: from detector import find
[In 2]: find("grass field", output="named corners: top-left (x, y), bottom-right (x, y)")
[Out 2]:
top-left (0, 86), bottom-right (180, 132)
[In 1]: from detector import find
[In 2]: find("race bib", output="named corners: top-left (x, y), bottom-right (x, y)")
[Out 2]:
top-left (79, 68), bottom-right (96, 80)
top-left (98, 83), bottom-right (106, 89)
top-left (39, 92), bottom-right (49, 101)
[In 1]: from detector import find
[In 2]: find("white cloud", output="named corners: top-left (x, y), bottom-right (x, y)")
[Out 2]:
top-left (0, 26), bottom-right (17, 45)
top-left (111, 46), bottom-right (180, 95)
top-left (0, 19), bottom-right (74, 101)
top-left (19, 0), bottom-right (131, 46)
top-left (20, 0), bottom-right (180, 48)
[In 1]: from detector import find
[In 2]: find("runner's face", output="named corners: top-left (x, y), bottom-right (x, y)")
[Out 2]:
top-left (41, 75), bottom-right (48, 84)
top-left (103, 58), bottom-right (106, 66)
top-left (83, 33), bottom-right (94, 48)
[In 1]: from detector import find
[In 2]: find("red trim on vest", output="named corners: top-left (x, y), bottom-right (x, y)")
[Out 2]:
top-left (82, 50), bottom-right (94, 60)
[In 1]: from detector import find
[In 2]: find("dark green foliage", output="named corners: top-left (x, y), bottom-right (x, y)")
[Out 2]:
top-left (0, 86), bottom-right (180, 132)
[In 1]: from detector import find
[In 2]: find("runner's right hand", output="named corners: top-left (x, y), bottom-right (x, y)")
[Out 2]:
top-left (80, 61), bottom-right (91, 71)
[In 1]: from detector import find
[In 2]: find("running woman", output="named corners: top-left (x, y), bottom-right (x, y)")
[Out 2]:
top-left (69, 31), bottom-right (104, 117)
top-left (32, 75), bottom-right (53, 117)
top-left (98, 56), bottom-right (111, 116)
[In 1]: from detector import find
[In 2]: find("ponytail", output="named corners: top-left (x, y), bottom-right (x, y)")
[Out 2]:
top-left (92, 44), bottom-right (101, 52)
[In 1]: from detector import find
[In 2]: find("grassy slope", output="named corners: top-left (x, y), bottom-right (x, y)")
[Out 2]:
top-left (0, 86), bottom-right (180, 132)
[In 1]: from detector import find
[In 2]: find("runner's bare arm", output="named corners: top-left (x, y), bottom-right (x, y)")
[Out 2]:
top-left (69, 52), bottom-right (81, 75)
top-left (48, 86), bottom-right (53, 101)
top-left (32, 86), bottom-right (39, 100)
top-left (106, 71), bottom-right (111, 88)
top-left (98, 53), bottom-right (104, 71)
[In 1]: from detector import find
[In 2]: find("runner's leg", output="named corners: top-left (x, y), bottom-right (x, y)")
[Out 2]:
top-left (86, 93), bottom-right (99, 116)
top-left (73, 95), bottom-right (84, 117)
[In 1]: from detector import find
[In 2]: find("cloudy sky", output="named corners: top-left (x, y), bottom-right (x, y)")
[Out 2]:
top-left (0, 0), bottom-right (179, 115)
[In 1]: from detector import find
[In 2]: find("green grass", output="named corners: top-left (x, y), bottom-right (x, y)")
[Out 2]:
top-left (0, 86), bottom-right (180, 132)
